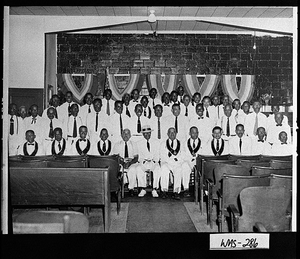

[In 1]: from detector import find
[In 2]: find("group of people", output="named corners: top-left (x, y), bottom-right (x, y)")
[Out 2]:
top-left (8, 86), bottom-right (293, 199)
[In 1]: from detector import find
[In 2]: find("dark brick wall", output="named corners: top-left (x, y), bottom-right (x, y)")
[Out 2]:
top-left (57, 33), bottom-right (293, 104)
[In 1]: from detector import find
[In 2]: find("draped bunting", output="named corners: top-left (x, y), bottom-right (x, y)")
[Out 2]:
top-left (221, 75), bottom-right (255, 103)
top-left (57, 73), bottom-right (105, 104)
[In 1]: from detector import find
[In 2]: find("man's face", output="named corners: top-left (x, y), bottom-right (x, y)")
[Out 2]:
top-left (149, 89), bottom-right (157, 99)
top-left (115, 102), bottom-right (123, 114)
top-left (79, 127), bottom-right (88, 139)
top-left (121, 129), bottom-right (131, 142)
top-left (26, 131), bottom-right (35, 143)
top-left (212, 96), bottom-right (219, 106)
top-left (100, 129), bottom-right (108, 141)
top-left (172, 106), bottom-right (181, 117)
top-left (212, 129), bottom-right (222, 140)
top-left (223, 96), bottom-right (229, 105)
top-left (196, 105), bottom-right (204, 117)
top-left (70, 104), bottom-right (79, 116)
top-left (135, 105), bottom-right (143, 117)
top-left (242, 103), bottom-right (250, 113)
top-left (233, 100), bottom-right (241, 110)
top-left (30, 105), bottom-right (38, 118)
top-left (257, 127), bottom-right (266, 140)
top-left (141, 97), bottom-right (148, 108)
top-left (123, 94), bottom-right (130, 105)
top-left (170, 92), bottom-right (178, 102)
top-left (154, 106), bottom-right (163, 118)
top-left (104, 90), bottom-right (112, 100)
top-left (189, 127), bottom-right (199, 140)
top-left (274, 113), bottom-right (284, 125)
top-left (85, 94), bottom-right (93, 105)
top-left (236, 125), bottom-right (245, 138)
top-left (279, 132), bottom-right (288, 143)
top-left (183, 96), bottom-right (190, 107)
top-left (19, 107), bottom-right (27, 119)
top-left (52, 96), bottom-right (60, 107)
top-left (193, 94), bottom-right (201, 104)
top-left (47, 108), bottom-right (56, 120)
top-left (177, 86), bottom-right (184, 96)
top-left (54, 130), bottom-right (63, 142)
top-left (202, 98), bottom-right (211, 108)
top-left (66, 93), bottom-right (73, 103)
top-left (93, 100), bottom-right (102, 113)
top-left (167, 128), bottom-right (177, 140)
top-left (162, 94), bottom-right (170, 104)
top-left (253, 102), bottom-right (261, 113)
top-left (9, 104), bottom-right (18, 116)
top-left (224, 105), bottom-right (232, 118)
top-left (132, 90), bottom-right (139, 101)
top-left (143, 131), bottom-right (151, 140)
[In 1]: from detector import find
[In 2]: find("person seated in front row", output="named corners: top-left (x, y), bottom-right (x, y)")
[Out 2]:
top-left (45, 127), bottom-right (68, 156)
top-left (268, 131), bottom-right (293, 156)
top-left (250, 127), bottom-right (270, 155)
top-left (149, 87), bottom-right (162, 108)
top-left (217, 103), bottom-right (237, 141)
top-left (159, 127), bottom-right (190, 200)
top-left (266, 112), bottom-right (292, 145)
top-left (90, 128), bottom-right (112, 156)
top-left (161, 92), bottom-right (173, 117)
top-left (67, 125), bottom-right (91, 156)
top-left (183, 126), bottom-right (202, 197)
top-left (200, 126), bottom-right (229, 156)
top-left (266, 104), bottom-right (289, 131)
top-left (135, 125), bottom-right (161, 198)
top-left (112, 128), bottom-right (139, 197)
top-left (17, 129), bottom-right (45, 156)
top-left (228, 124), bottom-right (252, 156)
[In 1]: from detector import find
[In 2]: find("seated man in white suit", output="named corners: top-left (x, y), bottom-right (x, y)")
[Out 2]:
top-left (228, 124), bottom-right (252, 155)
top-left (251, 127), bottom-right (271, 155)
top-left (159, 127), bottom-right (190, 200)
top-left (17, 129), bottom-right (45, 156)
top-left (183, 126), bottom-right (202, 197)
top-left (112, 128), bottom-right (139, 197)
top-left (45, 127), bottom-right (69, 156)
top-left (66, 125), bottom-right (92, 156)
top-left (135, 125), bottom-right (161, 198)
top-left (269, 131), bottom-right (293, 156)
top-left (90, 128), bottom-right (113, 156)
top-left (200, 126), bottom-right (229, 156)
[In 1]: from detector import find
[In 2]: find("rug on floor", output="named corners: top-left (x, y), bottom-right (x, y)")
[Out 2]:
top-left (126, 201), bottom-right (197, 233)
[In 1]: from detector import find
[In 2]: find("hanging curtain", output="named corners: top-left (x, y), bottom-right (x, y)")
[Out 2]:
top-left (107, 69), bottom-right (145, 100)
top-left (221, 75), bottom-right (255, 103)
top-left (57, 73), bottom-right (105, 104)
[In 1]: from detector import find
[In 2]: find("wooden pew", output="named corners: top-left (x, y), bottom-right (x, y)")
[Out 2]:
top-left (270, 160), bottom-right (292, 169)
top-left (259, 155), bottom-right (292, 161)
top-left (228, 155), bottom-right (261, 161)
top-left (10, 167), bottom-right (111, 232)
top-left (252, 166), bottom-right (292, 176)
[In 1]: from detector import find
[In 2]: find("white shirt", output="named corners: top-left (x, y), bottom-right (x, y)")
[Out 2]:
top-left (237, 111), bottom-right (251, 126)
top-left (142, 105), bottom-right (153, 120)
top-left (128, 115), bottom-right (151, 140)
top-left (251, 136), bottom-right (271, 155)
top-left (228, 135), bottom-right (252, 155)
top-left (128, 100), bottom-right (140, 117)
top-left (42, 106), bottom-right (60, 120)
top-left (56, 101), bottom-right (76, 123)
top-left (200, 138), bottom-right (229, 156)
top-left (8, 114), bottom-right (19, 137)
top-left (66, 138), bottom-right (92, 156)
top-left (44, 138), bottom-right (69, 156)
top-left (189, 116), bottom-right (215, 145)
top-left (78, 104), bottom-right (95, 125)
top-left (24, 115), bottom-right (47, 143)
top-left (231, 109), bottom-right (245, 125)
top-left (266, 113), bottom-right (289, 131)
top-left (184, 137), bottom-right (203, 161)
top-left (159, 139), bottom-right (185, 165)
top-left (108, 113), bottom-right (131, 144)
top-left (210, 105), bottom-right (222, 121)
top-left (217, 115), bottom-right (237, 141)
top-left (17, 141), bottom-right (45, 156)
top-left (137, 138), bottom-right (160, 163)
top-left (112, 139), bottom-right (138, 159)
top-left (266, 124), bottom-right (292, 144)
top-left (149, 116), bottom-right (170, 143)
top-left (204, 105), bottom-right (218, 126)
top-left (90, 139), bottom-right (112, 156)
top-left (86, 110), bottom-right (110, 142)
top-left (164, 114), bottom-right (190, 142)
top-left (182, 104), bottom-right (197, 120)
top-left (64, 115), bottom-right (84, 139)
top-left (102, 98), bottom-right (115, 117)
top-left (161, 103), bottom-right (173, 118)
top-left (269, 142), bottom-right (293, 156)
top-left (244, 112), bottom-right (267, 138)
top-left (149, 97), bottom-right (162, 109)
top-left (42, 117), bottom-right (64, 140)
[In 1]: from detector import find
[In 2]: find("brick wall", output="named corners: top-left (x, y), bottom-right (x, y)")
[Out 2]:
top-left (57, 33), bottom-right (293, 104)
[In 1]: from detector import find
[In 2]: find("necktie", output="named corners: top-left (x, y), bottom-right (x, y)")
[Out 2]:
top-left (217, 106), bottom-right (219, 119)
top-left (276, 124), bottom-right (282, 126)
top-left (95, 112), bottom-right (99, 132)
top-left (106, 100), bottom-right (110, 116)
top-left (79, 139), bottom-right (86, 142)
top-left (124, 142), bottom-right (129, 158)
top-left (137, 117), bottom-right (141, 133)
top-left (175, 116), bottom-right (178, 133)
top-left (126, 106), bottom-right (131, 117)
top-left (180, 96), bottom-right (183, 102)
top-left (216, 139), bottom-right (220, 151)
top-left (147, 140), bottom-right (150, 152)
top-left (239, 138), bottom-right (242, 153)
top-left (258, 139), bottom-right (264, 142)
top-left (153, 99), bottom-right (155, 108)
top-left (171, 139), bottom-right (174, 148)
top-left (68, 103), bottom-right (71, 116)
top-left (253, 114), bottom-right (258, 135)
top-left (281, 143), bottom-right (287, 145)
top-left (206, 108), bottom-right (209, 118)
top-left (73, 117), bottom-right (77, 137)
top-left (28, 143), bottom-right (34, 146)
top-left (31, 117), bottom-right (36, 124)
top-left (10, 116), bottom-right (14, 135)
top-left (58, 142), bottom-right (62, 151)
top-left (88, 105), bottom-right (91, 113)
top-left (49, 119), bottom-right (54, 138)
top-left (198, 117), bottom-right (203, 119)
top-left (185, 107), bottom-right (188, 117)
top-left (144, 108), bottom-right (147, 117)
top-left (226, 117), bottom-right (230, 137)
top-left (192, 139), bottom-right (196, 149)
top-left (54, 108), bottom-right (58, 119)
top-left (102, 141), bottom-right (106, 152)
top-left (120, 114), bottom-right (123, 134)
top-left (158, 117), bottom-right (161, 139)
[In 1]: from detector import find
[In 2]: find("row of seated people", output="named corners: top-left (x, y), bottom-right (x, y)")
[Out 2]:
top-left (10, 119), bottom-right (293, 200)
top-left (8, 87), bottom-right (292, 154)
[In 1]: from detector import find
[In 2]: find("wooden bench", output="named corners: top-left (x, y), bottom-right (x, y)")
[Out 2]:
top-left (252, 166), bottom-right (292, 176)
top-left (270, 159), bottom-right (293, 169)
top-left (259, 155), bottom-right (292, 161)
top-left (10, 167), bottom-right (111, 232)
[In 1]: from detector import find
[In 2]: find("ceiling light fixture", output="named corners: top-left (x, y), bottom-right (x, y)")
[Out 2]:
top-left (148, 10), bottom-right (156, 23)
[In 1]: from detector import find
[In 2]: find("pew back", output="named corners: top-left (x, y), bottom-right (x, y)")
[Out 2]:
top-left (252, 166), bottom-right (292, 176)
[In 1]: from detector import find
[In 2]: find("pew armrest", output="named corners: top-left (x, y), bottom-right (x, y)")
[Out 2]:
top-left (255, 222), bottom-right (268, 232)
top-left (228, 204), bottom-right (240, 232)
